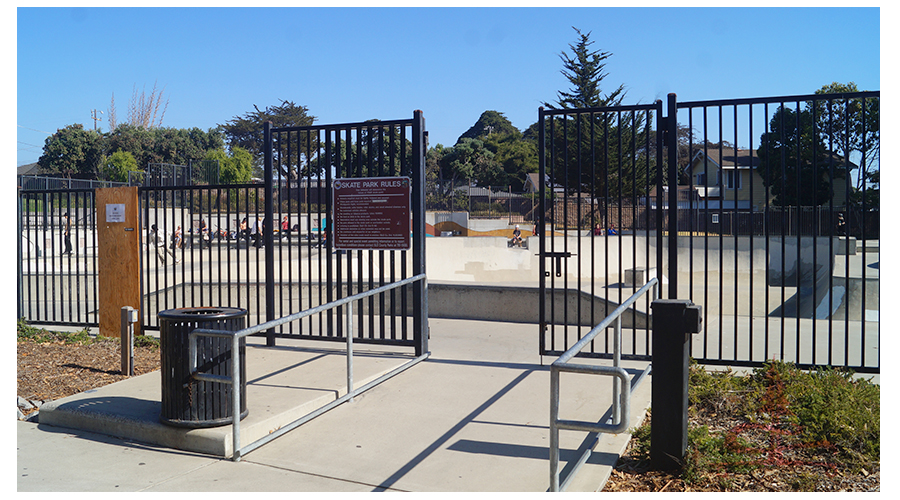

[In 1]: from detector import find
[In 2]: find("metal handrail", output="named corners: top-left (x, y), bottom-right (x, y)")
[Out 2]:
top-left (549, 277), bottom-right (658, 492)
top-left (188, 273), bottom-right (429, 461)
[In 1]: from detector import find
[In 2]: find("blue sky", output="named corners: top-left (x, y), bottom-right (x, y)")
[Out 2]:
top-left (16, 5), bottom-right (882, 168)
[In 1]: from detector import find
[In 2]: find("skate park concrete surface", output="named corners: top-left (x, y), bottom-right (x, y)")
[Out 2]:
top-left (18, 318), bottom-right (653, 492)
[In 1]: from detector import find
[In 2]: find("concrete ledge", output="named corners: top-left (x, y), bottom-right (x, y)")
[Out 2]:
top-left (836, 236), bottom-right (857, 255)
top-left (38, 338), bottom-right (413, 457)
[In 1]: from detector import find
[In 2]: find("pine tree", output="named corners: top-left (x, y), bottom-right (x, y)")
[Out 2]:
top-left (546, 27), bottom-right (626, 110)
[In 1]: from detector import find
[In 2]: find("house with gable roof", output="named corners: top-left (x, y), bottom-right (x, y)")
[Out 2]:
top-left (684, 147), bottom-right (857, 211)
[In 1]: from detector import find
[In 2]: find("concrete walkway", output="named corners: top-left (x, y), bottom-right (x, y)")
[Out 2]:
top-left (17, 318), bottom-right (652, 492)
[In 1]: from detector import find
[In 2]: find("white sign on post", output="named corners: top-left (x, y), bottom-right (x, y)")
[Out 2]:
top-left (106, 203), bottom-right (125, 223)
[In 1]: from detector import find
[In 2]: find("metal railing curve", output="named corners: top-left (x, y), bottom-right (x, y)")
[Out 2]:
top-left (549, 277), bottom-right (658, 491)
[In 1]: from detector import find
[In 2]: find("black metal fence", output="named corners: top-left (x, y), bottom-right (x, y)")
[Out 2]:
top-left (539, 92), bottom-right (879, 374)
top-left (17, 189), bottom-right (99, 326)
top-left (139, 113), bottom-right (428, 354)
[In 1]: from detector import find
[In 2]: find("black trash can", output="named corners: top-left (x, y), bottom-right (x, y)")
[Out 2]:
top-left (158, 307), bottom-right (248, 428)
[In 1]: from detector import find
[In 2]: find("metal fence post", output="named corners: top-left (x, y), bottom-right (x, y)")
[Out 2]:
top-left (650, 298), bottom-right (702, 471)
top-left (412, 110), bottom-right (428, 357)
top-left (666, 93), bottom-right (679, 300)
top-left (263, 121), bottom-right (276, 347)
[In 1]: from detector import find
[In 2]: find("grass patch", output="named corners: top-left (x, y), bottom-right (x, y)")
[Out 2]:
top-left (628, 360), bottom-right (879, 487)
top-left (17, 319), bottom-right (159, 349)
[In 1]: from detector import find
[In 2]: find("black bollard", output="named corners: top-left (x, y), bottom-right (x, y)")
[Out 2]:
top-left (650, 299), bottom-right (702, 471)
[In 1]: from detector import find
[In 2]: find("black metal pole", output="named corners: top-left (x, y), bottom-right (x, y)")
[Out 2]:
top-left (666, 93), bottom-right (679, 299)
top-left (538, 107), bottom-right (546, 355)
top-left (411, 110), bottom-right (428, 357)
top-left (264, 121), bottom-right (276, 346)
top-left (650, 298), bottom-right (702, 471)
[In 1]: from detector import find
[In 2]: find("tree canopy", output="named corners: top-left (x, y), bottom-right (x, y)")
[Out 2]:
top-left (219, 100), bottom-right (316, 177)
top-left (37, 123), bottom-right (227, 183)
top-left (205, 146), bottom-right (253, 184)
top-left (546, 27), bottom-right (626, 110)
top-left (535, 28), bottom-right (648, 198)
top-left (812, 82), bottom-right (879, 208)
top-left (37, 124), bottom-right (104, 179)
top-left (756, 103), bottom-right (848, 207)
top-left (100, 149), bottom-right (139, 183)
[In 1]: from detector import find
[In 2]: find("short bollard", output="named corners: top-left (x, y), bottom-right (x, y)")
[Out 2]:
top-left (650, 299), bottom-right (702, 471)
top-left (120, 306), bottom-right (138, 376)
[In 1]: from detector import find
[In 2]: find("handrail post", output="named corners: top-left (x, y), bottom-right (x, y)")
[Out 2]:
top-left (549, 366), bottom-right (561, 492)
top-left (347, 300), bottom-right (354, 402)
top-left (549, 277), bottom-right (657, 491)
top-left (650, 299), bottom-right (702, 471)
top-left (613, 315), bottom-right (622, 425)
top-left (232, 334), bottom-right (242, 461)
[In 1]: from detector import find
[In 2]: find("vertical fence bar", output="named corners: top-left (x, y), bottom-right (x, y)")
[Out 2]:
top-left (264, 121), bottom-right (276, 346)
top-left (412, 110), bottom-right (428, 356)
top-left (666, 93), bottom-right (679, 299)
top-left (538, 107), bottom-right (547, 356)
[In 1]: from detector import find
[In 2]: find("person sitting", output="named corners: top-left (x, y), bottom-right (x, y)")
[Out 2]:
top-left (200, 219), bottom-right (210, 248)
top-left (239, 218), bottom-right (250, 240)
top-left (511, 224), bottom-right (523, 247)
top-left (607, 223), bottom-right (618, 235)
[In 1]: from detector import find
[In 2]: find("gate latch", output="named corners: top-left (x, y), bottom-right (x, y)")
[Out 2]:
top-left (541, 251), bottom-right (574, 277)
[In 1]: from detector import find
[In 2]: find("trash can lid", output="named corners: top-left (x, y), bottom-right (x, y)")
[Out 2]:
top-left (158, 307), bottom-right (247, 320)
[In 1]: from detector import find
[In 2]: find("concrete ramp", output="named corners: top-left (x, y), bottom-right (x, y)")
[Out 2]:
top-left (427, 283), bottom-right (649, 329)
top-left (770, 276), bottom-right (879, 321)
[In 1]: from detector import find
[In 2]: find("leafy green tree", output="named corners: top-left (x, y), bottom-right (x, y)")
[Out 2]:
top-left (756, 103), bottom-right (849, 207)
top-left (204, 146), bottom-right (253, 184)
top-left (103, 124), bottom-right (224, 171)
top-left (812, 82), bottom-right (879, 208)
top-left (440, 138), bottom-right (497, 187)
top-left (456, 110), bottom-right (522, 143)
top-left (426, 143), bottom-right (450, 206)
top-left (481, 132), bottom-right (538, 190)
top-left (454, 111), bottom-right (538, 191)
top-left (149, 127), bottom-right (225, 166)
top-left (37, 124), bottom-right (104, 179)
top-left (220, 100), bottom-right (316, 178)
top-left (303, 120), bottom-right (415, 181)
top-left (104, 124), bottom-right (155, 168)
top-left (100, 149), bottom-right (139, 183)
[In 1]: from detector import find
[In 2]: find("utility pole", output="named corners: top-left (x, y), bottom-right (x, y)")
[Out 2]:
top-left (91, 109), bottom-right (104, 132)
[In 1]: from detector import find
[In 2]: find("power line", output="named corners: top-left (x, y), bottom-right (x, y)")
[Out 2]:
top-left (17, 125), bottom-right (52, 135)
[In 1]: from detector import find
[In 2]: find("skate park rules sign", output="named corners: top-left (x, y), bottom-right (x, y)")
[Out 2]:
top-left (333, 177), bottom-right (411, 251)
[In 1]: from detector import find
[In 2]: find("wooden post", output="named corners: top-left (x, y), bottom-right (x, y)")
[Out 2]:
top-left (96, 187), bottom-right (141, 338)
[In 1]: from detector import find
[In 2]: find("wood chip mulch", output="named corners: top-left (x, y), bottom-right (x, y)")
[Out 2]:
top-left (17, 338), bottom-right (161, 416)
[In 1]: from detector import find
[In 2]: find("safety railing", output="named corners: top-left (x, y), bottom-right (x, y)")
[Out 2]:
top-left (188, 273), bottom-right (429, 461)
top-left (549, 277), bottom-right (658, 491)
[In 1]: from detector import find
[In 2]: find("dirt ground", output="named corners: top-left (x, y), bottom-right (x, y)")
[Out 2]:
top-left (17, 337), bottom-right (160, 416)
